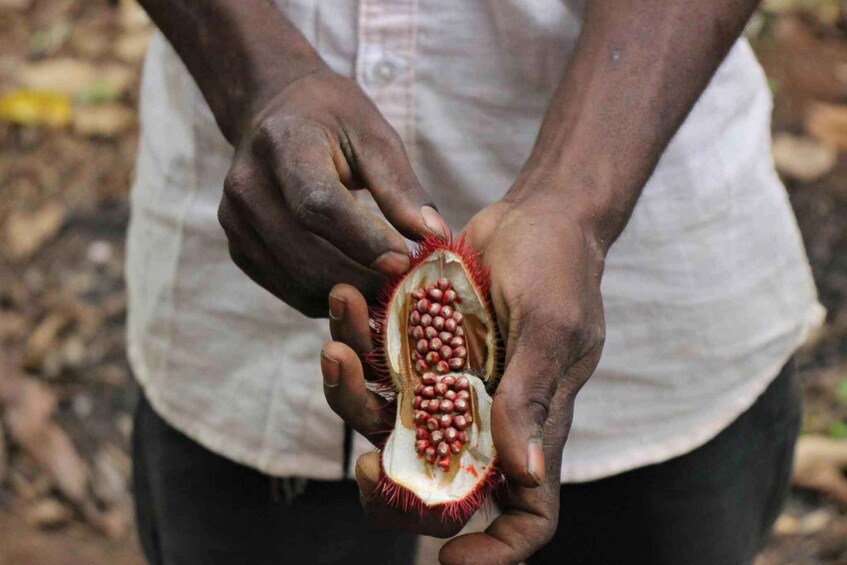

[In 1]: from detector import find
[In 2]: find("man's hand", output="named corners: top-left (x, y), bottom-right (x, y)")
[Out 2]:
top-left (218, 68), bottom-right (446, 316)
top-left (138, 0), bottom-right (448, 317)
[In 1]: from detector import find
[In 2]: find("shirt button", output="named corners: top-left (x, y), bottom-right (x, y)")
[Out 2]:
top-left (373, 58), bottom-right (398, 84)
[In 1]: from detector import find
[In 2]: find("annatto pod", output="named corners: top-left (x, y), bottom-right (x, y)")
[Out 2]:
top-left (369, 234), bottom-right (502, 522)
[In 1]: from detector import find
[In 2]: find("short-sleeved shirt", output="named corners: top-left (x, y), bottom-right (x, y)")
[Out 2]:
top-left (126, 0), bottom-right (824, 483)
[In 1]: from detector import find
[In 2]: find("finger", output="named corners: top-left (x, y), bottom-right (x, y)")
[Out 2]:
top-left (350, 127), bottom-right (449, 241)
top-left (490, 333), bottom-right (563, 488)
top-left (320, 343), bottom-right (391, 445)
top-left (354, 453), bottom-right (466, 538)
top-left (328, 283), bottom-right (374, 356)
top-left (224, 156), bottom-right (384, 298)
top-left (261, 131), bottom-right (413, 277)
top-left (218, 195), bottom-right (325, 316)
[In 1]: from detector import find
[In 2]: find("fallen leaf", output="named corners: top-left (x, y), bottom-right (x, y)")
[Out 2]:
top-left (72, 104), bottom-right (136, 137)
top-left (25, 498), bottom-right (73, 529)
top-left (806, 102), bottom-right (847, 151)
top-left (3, 200), bottom-right (66, 260)
top-left (21, 311), bottom-right (72, 371)
top-left (772, 133), bottom-right (838, 182)
top-left (0, 90), bottom-right (72, 128)
top-left (793, 434), bottom-right (847, 506)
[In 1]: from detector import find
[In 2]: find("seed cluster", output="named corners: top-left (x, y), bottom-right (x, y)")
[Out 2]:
top-left (407, 278), bottom-right (472, 471)
top-left (413, 374), bottom-right (474, 470)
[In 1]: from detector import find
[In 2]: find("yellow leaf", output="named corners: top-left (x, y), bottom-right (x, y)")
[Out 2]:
top-left (0, 90), bottom-right (72, 128)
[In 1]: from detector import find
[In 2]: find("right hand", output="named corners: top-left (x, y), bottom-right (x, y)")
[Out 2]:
top-left (218, 67), bottom-right (447, 317)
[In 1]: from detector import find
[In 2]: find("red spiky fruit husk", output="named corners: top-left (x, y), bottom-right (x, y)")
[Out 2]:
top-left (367, 234), bottom-right (503, 523)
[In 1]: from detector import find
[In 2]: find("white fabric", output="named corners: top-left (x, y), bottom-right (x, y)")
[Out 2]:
top-left (126, 0), bottom-right (824, 483)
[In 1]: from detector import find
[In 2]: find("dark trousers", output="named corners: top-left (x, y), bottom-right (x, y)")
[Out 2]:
top-left (133, 360), bottom-right (799, 565)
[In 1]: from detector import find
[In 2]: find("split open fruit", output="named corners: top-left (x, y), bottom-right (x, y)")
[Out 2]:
top-left (370, 236), bottom-right (501, 521)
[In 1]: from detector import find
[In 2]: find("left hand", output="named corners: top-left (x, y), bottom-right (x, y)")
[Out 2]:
top-left (435, 195), bottom-right (607, 563)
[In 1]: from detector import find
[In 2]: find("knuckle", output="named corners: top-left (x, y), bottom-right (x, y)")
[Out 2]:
top-left (223, 163), bottom-right (253, 203)
top-left (292, 187), bottom-right (338, 225)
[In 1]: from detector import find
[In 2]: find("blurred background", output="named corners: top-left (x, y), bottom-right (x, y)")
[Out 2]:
top-left (0, 1), bottom-right (845, 563)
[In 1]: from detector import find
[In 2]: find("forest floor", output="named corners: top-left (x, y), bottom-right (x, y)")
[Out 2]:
top-left (0, 1), bottom-right (845, 564)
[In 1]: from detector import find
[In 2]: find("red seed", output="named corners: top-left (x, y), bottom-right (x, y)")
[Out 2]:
top-left (428, 303), bottom-right (441, 317)
top-left (455, 376), bottom-right (470, 391)
top-left (412, 288), bottom-right (427, 300)
top-left (422, 386), bottom-right (435, 398)
top-left (436, 278), bottom-right (451, 291)
top-left (444, 389), bottom-right (457, 400)
top-left (435, 381), bottom-right (448, 396)
top-left (411, 326), bottom-right (425, 340)
top-left (432, 316), bottom-right (445, 331)
top-left (455, 326), bottom-right (464, 337)
top-left (420, 314), bottom-right (433, 327)
top-left (448, 358), bottom-right (465, 370)
top-left (429, 337), bottom-right (443, 351)
top-left (414, 411), bottom-right (429, 425)
top-left (425, 351), bottom-right (440, 365)
top-left (430, 430), bottom-right (444, 444)
top-left (424, 326), bottom-right (438, 339)
top-left (444, 427), bottom-right (458, 443)
top-left (420, 399), bottom-right (430, 411)
top-left (444, 318), bottom-right (457, 332)
top-left (409, 310), bottom-right (421, 325)
top-left (437, 457), bottom-right (451, 470)
top-left (421, 372), bottom-right (437, 385)
top-left (415, 360), bottom-right (428, 374)
top-left (439, 414), bottom-right (453, 428)
top-left (439, 345), bottom-right (453, 359)
top-left (427, 401), bottom-right (441, 414)
top-left (452, 311), bottom-right (463, 323)
top-left (425, 446), bottom-right (437, 463)
top-left (450, 441), bottom-right (462, 454)
top-left (453, 346), bottom-right (467, 359)
top-left (442, 375), bottom-right (456, 387)
top-left (437, 442), bottom-right (450, 457)
top-left (440, 399), bottom-right (454, 413)
top-left (415, 440), bottom-right (429, 454)
top-left (407, 326), bottom-right (415, 338)
top-left (413, 397), bottom-right (423, 409)
top-left (435, 361), bottom-right (450, 374)
top-left (456, 390), bottom-right (470, 399)
top-left (411, 350), bottom-right (421, 362)
top-left (449, 336), bottom-right (464, 348)
top-left (416, 428), bottom-right (430, 440)
top-left (426, 418), bottom-right (439, 431)
top-left (440, 305), bottom-right (453, 318)
top-left (453, 415), bottom-right (467, 430)
top-left (444, 289), bottom-right (457, 303)
top-left (465, 414), bottom-right (473, 425)
top-left (414, 384), bottom-right (424, 394)
top-left (416, 339), bottom-right (429, 354)
top-left (454, 398), bottom-right (468, 413)
top-left (428, 287), bottom-right (444, 302)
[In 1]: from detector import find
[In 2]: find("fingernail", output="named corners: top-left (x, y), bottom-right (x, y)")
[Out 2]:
top-left (329, 293), bottom-right (346, 321)
top-left (371, 251), bottom-right (410, 277)
top-left (321, 350), bottom-right (341, 388)
top-left (527, 439), bottom-right (545, 486)
top-left (421, 206), bottom-right (449, 239)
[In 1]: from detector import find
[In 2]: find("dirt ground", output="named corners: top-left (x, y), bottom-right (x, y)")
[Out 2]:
top-left (0, 1), bottom-right (845, 564)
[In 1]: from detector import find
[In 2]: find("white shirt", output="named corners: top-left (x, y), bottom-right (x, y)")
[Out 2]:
top-left (126, 0), bottom-right (824, 483)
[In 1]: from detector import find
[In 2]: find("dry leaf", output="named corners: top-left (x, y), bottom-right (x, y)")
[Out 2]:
top-left (3, 200), bottom-right (66, 261)
top-left (772, 133), bottom-right (838, 182)
top-left (793, 434), bottom-right (847, 506)
top-left (72, 104), bottom-right (135, 138)
top-left (0, 90), bottom-right (72, 128)
top-left (25, 498), bottom-right (73, 529)
top-left (806, 103), bottom-right (847, 152)
top-left (22, 311), bottom-right (72, 371)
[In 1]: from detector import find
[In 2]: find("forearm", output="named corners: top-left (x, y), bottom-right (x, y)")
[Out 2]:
top-left (507, 0), bottom-right (761, 249)
top-left (138, 0), bottom-right (325, 143)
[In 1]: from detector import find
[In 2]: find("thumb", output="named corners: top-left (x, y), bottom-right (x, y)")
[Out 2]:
top-left (491, 336), bottom-right (562, 488)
